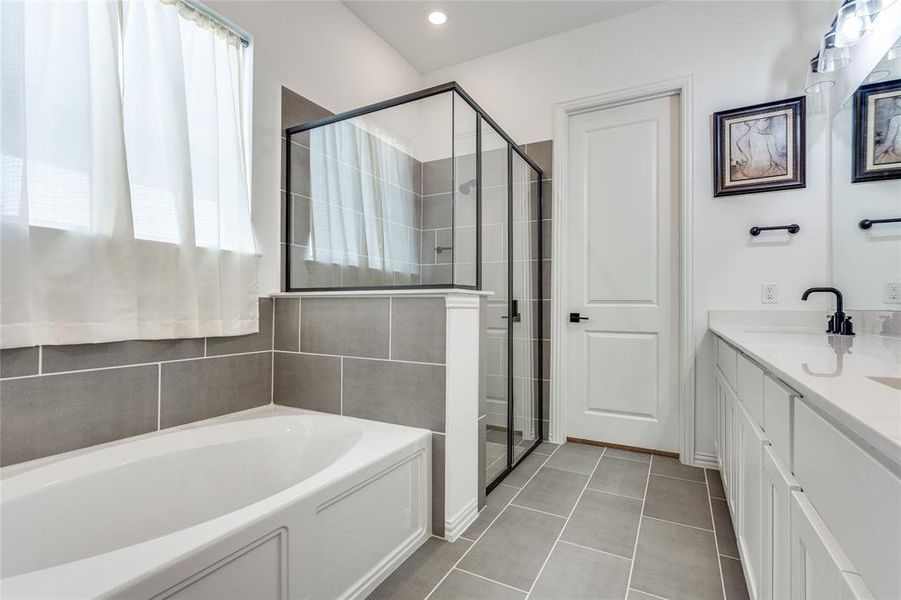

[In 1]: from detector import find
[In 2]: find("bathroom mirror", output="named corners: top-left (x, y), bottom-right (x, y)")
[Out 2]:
top-left (831, 35), bottom-right (901, 311)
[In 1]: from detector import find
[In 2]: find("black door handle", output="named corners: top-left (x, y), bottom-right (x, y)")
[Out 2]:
top-left (569, 312), bottom-right (589, 323)
top-left (502, 300), bottom-right (522, 322)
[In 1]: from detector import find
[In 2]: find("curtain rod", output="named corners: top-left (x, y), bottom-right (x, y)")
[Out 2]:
top-left (178, 0), bottom-right (252, 47)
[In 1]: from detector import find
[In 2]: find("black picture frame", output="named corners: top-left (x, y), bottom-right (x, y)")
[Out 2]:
top-left (852, 78), bottom-right (901, 183)
top-left (713, 97), bottom-right (806, 197)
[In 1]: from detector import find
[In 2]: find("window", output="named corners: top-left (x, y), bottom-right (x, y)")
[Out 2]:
top-left (1, 0), bottom-right (259, 348)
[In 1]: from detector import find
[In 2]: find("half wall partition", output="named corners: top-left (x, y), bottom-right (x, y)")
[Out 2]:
top-left (284, 82), bottom-right (544, 492)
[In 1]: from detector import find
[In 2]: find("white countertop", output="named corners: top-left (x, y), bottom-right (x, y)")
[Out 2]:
top-left (709, 324), bottom-right (901, 469)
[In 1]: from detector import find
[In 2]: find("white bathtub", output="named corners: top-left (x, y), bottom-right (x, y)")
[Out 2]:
top-left (0, 406), bottom-right (432, 599)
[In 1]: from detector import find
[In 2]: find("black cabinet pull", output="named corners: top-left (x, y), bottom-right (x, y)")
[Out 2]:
top-left (749, 224), bottom-right (799, 236)
top-left (859, 217), bottom-right (901, 229)
top-left (569, 312), bottom-right (589, 323)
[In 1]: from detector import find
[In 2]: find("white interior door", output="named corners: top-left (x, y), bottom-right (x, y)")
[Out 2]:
top-left (563, 93), bottom-right (680, 452)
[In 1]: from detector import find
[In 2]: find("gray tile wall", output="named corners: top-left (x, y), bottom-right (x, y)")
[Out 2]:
top-left (271, 295), bottom-right (449, 535)
top-left (0, 298), bottom-right (275, 467)
top-left (524, 140), bottom-right (553, 441)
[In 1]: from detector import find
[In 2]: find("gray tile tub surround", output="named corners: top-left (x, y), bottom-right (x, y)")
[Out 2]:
top-left (0, 298), bottom-right (276, 466)
top-left (271, 294), bottom-right (450, 537)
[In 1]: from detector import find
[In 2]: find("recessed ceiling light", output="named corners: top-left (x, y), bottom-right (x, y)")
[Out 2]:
top-left (428, 10), bottom-right (448, 25)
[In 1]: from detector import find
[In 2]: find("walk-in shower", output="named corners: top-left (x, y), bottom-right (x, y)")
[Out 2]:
top-left (284, 82), bottom-right (545, 492)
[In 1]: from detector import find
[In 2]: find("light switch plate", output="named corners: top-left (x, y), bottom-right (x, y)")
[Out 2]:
top-left (885, 282), bottom-right (901, 304)
top-left (761, 284), bottom-right (778, 304)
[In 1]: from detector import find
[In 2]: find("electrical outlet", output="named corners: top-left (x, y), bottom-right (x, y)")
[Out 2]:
top-left (885, 281), bottom-right (901, 304)
top-left (761, 284), bottom-right (778, 304)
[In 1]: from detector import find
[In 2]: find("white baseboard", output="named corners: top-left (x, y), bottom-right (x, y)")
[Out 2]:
top-left (443, 499), bottom-right (478, 542)
top-left (692, 451), bottom-right (719, 469)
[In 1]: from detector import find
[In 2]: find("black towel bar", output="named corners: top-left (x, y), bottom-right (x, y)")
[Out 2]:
top-left (859, 217), bottom-right (901, 230)
top-left (749, 224), bottom-right (800, 236)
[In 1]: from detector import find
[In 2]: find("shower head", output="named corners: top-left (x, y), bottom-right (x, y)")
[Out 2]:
top-left (458, 178), bottom-right (476, 194)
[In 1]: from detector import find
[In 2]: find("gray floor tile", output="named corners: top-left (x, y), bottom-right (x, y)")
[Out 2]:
top-left (706, 469), bottom-right (726, 500)
top-left (650, 455), bottom-right (706, 482)
top-left (643, 475), bottom-right (713, 530)
top-left (561, 489), bottom-right (642, 558)
top-left (486, 441), bottom-right (506, 464)
top-left (367, 537), bottom-right (471, 600)
top-left (543, 442), bottom-right (603, 474)
top-left (458, 505), bottom-right (564, 591)
top-left (711, 498), bottom-right (739, 559)
top-left (501, 452), bottom-right (548, 488)
top-left (463, 484), bottom-right (518, 540)
top-left (588, 456), bottom-right (650, 499)
top-left (721, 556), bottom-right (750, 600)
top-left (631, 517), bottom-right (722, 600)
top-left (430, 569), bottom-right (525, 599)
top-left (604, 447), bottom-right (652, 463)
top-left (628, 590), bottom-right (665, 600)
top-left (532, 441), bottom-right (560, 456)
top-left (530, 541), bottom-right (631, 600)
top-left (513, 467), bottom-right (588, 517)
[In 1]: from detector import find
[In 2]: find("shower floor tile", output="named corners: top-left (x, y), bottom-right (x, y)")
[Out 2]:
top-left (368, 442), bottom-right (749, 600)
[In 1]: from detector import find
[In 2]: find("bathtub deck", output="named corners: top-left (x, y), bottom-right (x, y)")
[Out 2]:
top-left (368, 441), bottom-right (749, 600)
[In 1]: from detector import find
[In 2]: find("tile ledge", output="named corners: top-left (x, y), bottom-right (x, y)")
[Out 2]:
top-left (270, 289), bottom-right (493, 298)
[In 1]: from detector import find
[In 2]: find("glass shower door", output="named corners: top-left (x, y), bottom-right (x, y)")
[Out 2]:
top-left (510, 152), bottom-right (541, 464)
top-left (481, 122), bottom-right (510, 485)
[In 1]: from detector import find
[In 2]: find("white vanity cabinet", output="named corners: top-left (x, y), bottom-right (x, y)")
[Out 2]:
top-left (713, 334), bottom-right (886, 600)
top-left (761, 445), bottom-right (799, 600)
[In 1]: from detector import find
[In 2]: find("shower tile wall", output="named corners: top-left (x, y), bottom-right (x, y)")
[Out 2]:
top-left (282, 87), bottom-right (427, 289)
top-left (271, 295), bottom-right (450, 536)
top-left (0, 299), bottom-right (276, 467)
top-left (524, 140), bottom-right (553, 442)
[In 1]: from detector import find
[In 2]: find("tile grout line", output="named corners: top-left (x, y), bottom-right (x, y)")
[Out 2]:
top-left (623, 452), bottom-right (654, 599)
top-left (453, 567), bottom-right (530, 595)
top-left (270, 299), bottom-right (276, 405)
top-left (524, 447), bottom-right (606, 599)
top-left (557, 539), bottom-right (633, 562)
top-left (4, 349), bottom-right (273, 380)
top-left (583, 486), bottom-right (644, 502)
top-left (705, 469), bottom-right (729, 600)
top-left (157, 363), bottom-right (162, 431)
top-left (508, 503), bottom-right (569, 520)
top-left (630, 588), bottom-right (670, 600)
top-left (641, 515), bottom-right (714, 533)
top-left (270, 349), bottom-right (445, 368)
top-left (422, 445), bottom-right (562, 599)
top-left (649, 471), bottom-right (709, 485)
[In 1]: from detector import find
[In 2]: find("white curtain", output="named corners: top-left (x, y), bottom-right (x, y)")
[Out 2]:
top-left (307, 121), bottom-right (419, 276)
top-left (1, 0), bottom-right (258, 349)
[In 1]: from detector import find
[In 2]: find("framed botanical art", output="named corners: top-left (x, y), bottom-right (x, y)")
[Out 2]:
top-left (853, 78), bottom-right (901, 183)
top-left (713, 97), bottom-right (806, 197)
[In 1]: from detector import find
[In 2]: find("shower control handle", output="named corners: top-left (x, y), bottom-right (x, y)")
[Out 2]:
top-left (570, 312), bottom-right (589, 323)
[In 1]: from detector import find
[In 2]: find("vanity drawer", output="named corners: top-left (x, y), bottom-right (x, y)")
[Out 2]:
top-left (736, 353), bottom-right (764, 428)
top-left (793, 399), bottom-right (901, 600)
top-left (763, 375), bottom-right (795, 471)
top-left (716, 337), bottom-right (737, 387)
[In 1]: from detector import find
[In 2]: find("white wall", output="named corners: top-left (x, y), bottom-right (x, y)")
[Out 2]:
top-left (210, 0), bottom-right (422, 293)
top-left (422, 1), bottom-right (837, 459)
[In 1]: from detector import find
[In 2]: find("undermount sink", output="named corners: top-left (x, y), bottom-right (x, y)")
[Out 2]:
top-left (867, 376), bottom-right (901, 391)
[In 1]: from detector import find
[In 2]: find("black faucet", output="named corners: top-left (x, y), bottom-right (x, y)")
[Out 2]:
top-left (801, 287), bottom-right (854, 335)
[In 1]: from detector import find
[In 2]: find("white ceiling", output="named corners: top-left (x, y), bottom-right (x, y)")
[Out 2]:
top-left (342, 1), bottom-right (661, 73)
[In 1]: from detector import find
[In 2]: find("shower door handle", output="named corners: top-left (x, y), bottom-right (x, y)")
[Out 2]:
top-left (569, 312), bottom-right (589, 323)
top-left (501, 299), bottom-right (521, 322)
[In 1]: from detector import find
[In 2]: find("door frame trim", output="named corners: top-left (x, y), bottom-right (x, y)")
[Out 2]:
top-left (550, 75), bottom-right (697, 464)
